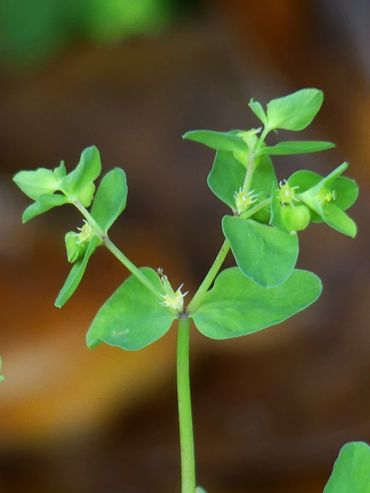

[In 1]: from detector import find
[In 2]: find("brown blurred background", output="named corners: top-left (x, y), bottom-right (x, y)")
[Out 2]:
top-left (0, 1), bottom-right (369, 492)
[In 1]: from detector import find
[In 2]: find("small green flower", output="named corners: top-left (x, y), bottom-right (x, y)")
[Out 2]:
top-left (234, 188), bottom-right (259, 215)
top-left (65, 220), bottom-right (95, 263)
top-left (296, 162), bottom-right (359, 237)
top-left (158, 269), bottom-right (188, 313)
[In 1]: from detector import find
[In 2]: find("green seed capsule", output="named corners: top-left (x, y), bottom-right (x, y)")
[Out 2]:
top-left (281, 204), bottom-right (311, 232)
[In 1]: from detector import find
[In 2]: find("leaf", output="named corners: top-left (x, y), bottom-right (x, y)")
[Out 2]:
top-left (250, 154), bottom-right (278, 223)
top-left (207, 151), bottom-right (246, 209)
top-left (207, 151), bottom-right (276, 220)
top-left (22, 193), bottom-right (68, 223)
top-left (86, 267), bottom-right (176, 350)
top-left (13, 168), bottom-right (60, 200)
top-left (266, 88), bottom-right (324, 131)
top-left (332, 176), bottom-right (359, 210)
top-left (321, 203), bottom-right (357, 238)
top-left (53, 161), bottom-right (67, 180)
top-left (288, 170), bottom-right (322, 192)
top-left (222, 216), bottom-right (298, 287)
top-left (91, 168), bottom-right (128, 233)
top-left (248, 98), bottom-right (267, 125)
top-left (0, 356), bottom-right (4, 382)
top-left (62, 146), bottom-right (102, 206)
top-left (263, 140), bottom-right (335, 155)
top-left (55, 236), bottom-right (101, 308)
top-left (324, 442), bottom-right (370, 493)
top-left (192, 268), bottom-right (322, 339)
top-left (182, 129), bottom-right (247, 154)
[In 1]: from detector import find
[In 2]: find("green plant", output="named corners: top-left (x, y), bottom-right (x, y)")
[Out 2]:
top-left (0, 356), bottom-right (4, 382)
top-left (324, 441), bottom-right (370, 493)
top-left (13, 89), bottom-right (361, 492)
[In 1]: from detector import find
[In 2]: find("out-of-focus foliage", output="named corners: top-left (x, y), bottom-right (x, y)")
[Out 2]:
top-left (0, 0), bottom-right (200, 68)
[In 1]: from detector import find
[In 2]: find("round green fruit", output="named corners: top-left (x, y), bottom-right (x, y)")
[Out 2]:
top-left (281, 204), bottom-right (311, 232)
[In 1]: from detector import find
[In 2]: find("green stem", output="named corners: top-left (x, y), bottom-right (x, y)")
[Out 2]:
top-left (187, 198), bottom-right (271, 314)
top-left (72, 198), bottom-right (160, 298)
top-left (187, 239), bottom-right (230, 314)
top-left (177, 317), bottom-right (196, 493)
top-left (104, 237), bottom-right (160, 298)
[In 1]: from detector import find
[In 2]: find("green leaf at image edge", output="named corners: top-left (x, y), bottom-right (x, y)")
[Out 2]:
top-left (86, 267), bottom-right (176, 351)
top-left (192, 267), bottom-right (322, 340)
top-left (55, 235), bottom-right (101, 308)
top-left (323, 442), bottom-right (370, 493)
top-left (222, 216), bottom-right (298, 287)
top-left (0, 356), bottom-right (4, 382)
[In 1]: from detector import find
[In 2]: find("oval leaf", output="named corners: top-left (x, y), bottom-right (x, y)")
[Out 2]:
top-left (91, 168), bottom-right (128, 233)
top-left (324, 442), bottom-right (370, 493)
top-left (86, 267), bottom-right (176, 351)
top-left (183, 129), bottom-right (247, 154)
top-left (55, 236), bottom-right (101, 308)
top-left (222, 216), bottom-right (298, 287)
top-left (192, 268), bottom-right (322, 339)
top-left (263, 140), bottom-right (335, 155)
top-left (266, 89), bottom-right (323, 131)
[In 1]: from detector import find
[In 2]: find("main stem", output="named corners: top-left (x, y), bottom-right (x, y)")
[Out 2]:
top-left (177, 317), bottom-right (196, 493)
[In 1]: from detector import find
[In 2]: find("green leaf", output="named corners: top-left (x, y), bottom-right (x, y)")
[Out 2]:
top-left (22, 193), bottom-right (68, 223)
top-left (91, 168), bottom-right (128, 233)
top-left (0, 356), bottom-right (4, 382)
top-left (321, 203), bottom-right (357, 238)
top-left (332, 176), bottom-right (359, 210)
top-left (266, 88), bottom-right (324, 131)
top-left (86, 267), bottom-right (175, 350)
top-left (207, 151), bottom-right (276, 220)
top-left (13, 167), bottom-right (60, 200)
top-left (55, 236), bottom-right (101, 308)
top-left (182, 129), bottom-right (247, 154)
top-left (248, 98), bottom-right (267, 125)
top-left (62, 146), bottom-right (102, 206)
top-left (222, 216), bottom-right (298, 287)
top-left (324, 442), bottom-right (370, 493)
top-left (53, 161), bottom-right (67, 180)
top-left (288, 170), bottom-right (322, 192)
top-left (207, 151), bottom-right (245, 209)
top-left (263, 140), bottom-right (335, 155)
top-left (192, 268), bottom-right (322, 339)
top-left (250, 154), bottom-right (278, 223)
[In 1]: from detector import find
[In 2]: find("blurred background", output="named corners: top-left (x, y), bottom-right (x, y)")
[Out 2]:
top-left (0, 1), bottom-right (369, 492)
